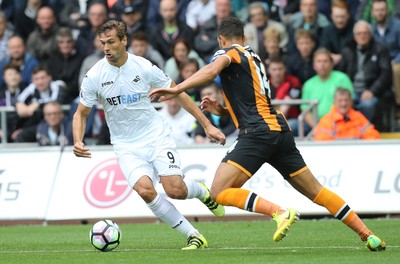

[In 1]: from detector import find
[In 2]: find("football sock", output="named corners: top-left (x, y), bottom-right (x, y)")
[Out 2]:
top-left (147, 194), bottom-right (198, 237)
top-left (183, 178), bottom-right (206, 200)
top-left (216, 188), bottom-right (283, 216)
top-left (313, 187), bottom-right (372, 241)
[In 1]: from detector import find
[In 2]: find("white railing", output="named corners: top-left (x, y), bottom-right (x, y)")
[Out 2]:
top-left (296, 99), bottom-right (319, 139)
top-left (0, 106), bottom-right (14, 144)
top-left (0, 100), bottom-right (319, 144)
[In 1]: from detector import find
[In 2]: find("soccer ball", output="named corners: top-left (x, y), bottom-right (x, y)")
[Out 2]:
top-left (89, 219), bottom-right (121, 252)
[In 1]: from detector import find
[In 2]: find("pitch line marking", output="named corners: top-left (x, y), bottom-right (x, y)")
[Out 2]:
top-left (0, 245), bottom-right (399, 254)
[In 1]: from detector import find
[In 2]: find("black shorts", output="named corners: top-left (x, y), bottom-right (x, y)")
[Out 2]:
top-left (221, 130), bottom-right (307, 180)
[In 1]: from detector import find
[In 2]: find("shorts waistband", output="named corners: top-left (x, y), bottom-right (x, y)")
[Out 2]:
top-left (238, 127), bottom-right (267, 135)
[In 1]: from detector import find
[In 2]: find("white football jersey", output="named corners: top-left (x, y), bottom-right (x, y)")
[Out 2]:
top-left (80, 53), bottom-right (172, 146)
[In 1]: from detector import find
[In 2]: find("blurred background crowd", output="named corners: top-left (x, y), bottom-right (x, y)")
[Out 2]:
top-left (0, 0), bottom-right (399, 146)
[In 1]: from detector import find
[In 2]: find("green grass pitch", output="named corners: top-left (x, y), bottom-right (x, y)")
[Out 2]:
top-left (0, 218), bottom-right (398, 264)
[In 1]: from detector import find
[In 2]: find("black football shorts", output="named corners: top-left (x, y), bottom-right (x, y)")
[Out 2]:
top-left (221, 130), bottom-right (307, 179)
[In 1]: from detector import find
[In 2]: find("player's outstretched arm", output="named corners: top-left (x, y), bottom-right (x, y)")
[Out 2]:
top-left (149, 56), bottom-right (230, 102)
top-left (72, 103), bottom-right (92, 158)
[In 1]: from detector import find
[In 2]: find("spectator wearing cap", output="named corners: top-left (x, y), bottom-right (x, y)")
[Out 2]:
top-left (109, 0), bottom-right (148, 22)
top-left (120, 6), bottom-right (146, 43)
top-left (244, 1), bottom-right (288, 59)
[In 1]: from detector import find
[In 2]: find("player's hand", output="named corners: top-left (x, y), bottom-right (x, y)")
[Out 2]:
top-left (201, 96), bottom-right (225, 116)
top-left (73, 141), bottom-right (91, 158)
top-left (205, 125), bottom-right (226, 146)
top-left (149, 87), bottom-right (180, 102)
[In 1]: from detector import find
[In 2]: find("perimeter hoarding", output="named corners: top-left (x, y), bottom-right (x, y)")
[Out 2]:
top-left (1, 141), bottom-right (399, 221)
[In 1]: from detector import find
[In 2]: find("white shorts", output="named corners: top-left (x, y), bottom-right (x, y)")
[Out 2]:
top-left (114, 135), bottom-right (182, 188)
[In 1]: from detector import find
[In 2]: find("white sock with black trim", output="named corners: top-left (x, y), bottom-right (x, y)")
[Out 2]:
top-left (147, 194), bottom-right (198, 237)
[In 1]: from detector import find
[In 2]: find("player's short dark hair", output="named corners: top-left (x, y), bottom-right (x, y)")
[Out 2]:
top-left (97, 20), bottom-right (127, 40)
top-left (217, 16), bottom-right (244, 40)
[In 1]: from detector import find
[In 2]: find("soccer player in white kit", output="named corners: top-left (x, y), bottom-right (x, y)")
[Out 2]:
top-left (72, 20), bottom-right (226, 250)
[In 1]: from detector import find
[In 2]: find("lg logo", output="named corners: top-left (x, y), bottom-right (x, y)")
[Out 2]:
top-left (84, 158), bottom-right (131, 208)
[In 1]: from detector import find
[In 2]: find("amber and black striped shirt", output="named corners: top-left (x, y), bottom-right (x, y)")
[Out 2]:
top-left (213, 45), bottom-right (290, 133)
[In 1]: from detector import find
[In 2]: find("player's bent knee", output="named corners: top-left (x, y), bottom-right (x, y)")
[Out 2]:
top-left (136, 187), bottom-right (157, 202)
top-left (165, 187), bottom-right (187, 199)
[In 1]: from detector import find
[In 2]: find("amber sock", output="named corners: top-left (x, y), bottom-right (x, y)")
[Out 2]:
top-left (216, 188), bottom-right (284, 216)
top-left (313, 187), bottom-right (373, 241)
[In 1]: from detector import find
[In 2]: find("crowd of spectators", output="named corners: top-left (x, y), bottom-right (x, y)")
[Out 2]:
top-left (0, 0), bottom-right (399, 146)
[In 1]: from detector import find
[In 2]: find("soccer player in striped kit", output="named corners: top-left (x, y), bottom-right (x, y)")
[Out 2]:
top-left (150, 16), bottom-right (386, 251)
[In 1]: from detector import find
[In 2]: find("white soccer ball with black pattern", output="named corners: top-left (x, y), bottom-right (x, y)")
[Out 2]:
top-left (89, 219), bottom-right (121, 252)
